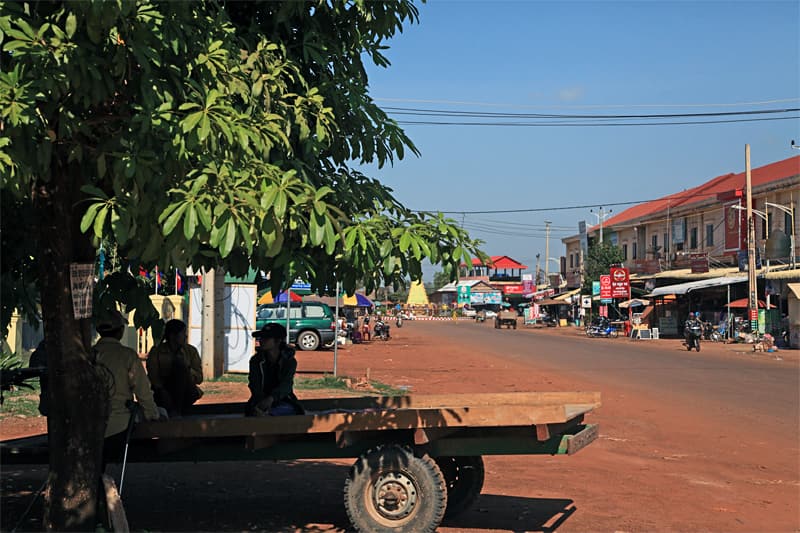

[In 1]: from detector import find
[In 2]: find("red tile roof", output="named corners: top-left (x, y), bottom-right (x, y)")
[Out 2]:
top-left (595, 155), bottom-right (800, 230)
top-left (468, 255), bottom-right (529, 270)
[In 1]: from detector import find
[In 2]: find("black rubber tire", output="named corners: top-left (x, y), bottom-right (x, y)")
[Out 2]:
top-left (696, 342), bottom-right (701, 352)
top-left (296, 330), bottom-right (320, 351)
top-left (435, 456), bottom-right (485, 518)
top-left (494, 319), bottom-right (499, 329)
top-left (609, 329), bottom-right (618, 338)
top-left (686, 342), bottom-right (692, 351)
top-left (344, 445), bottom-right (447, 533)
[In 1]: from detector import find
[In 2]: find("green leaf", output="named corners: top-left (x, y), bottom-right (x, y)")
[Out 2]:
top-left (93, 205), bottom-right (109, 237)
top-left (80, 203), bottom-right (101, 233)
top-left (399, 231), bottom-right (411, 252)
top-left (65, 12), bottom-right (77, 38)
top-left (183, 205), bottom-right (197, 239)
top-left (220, 218), bottom-right (236, 257)
top-left (182, 111), bottom-right (204, 133)
top-left (162, 203), bottom-right (188, 235)
top-left (96, 154), bottom-right (107, 178)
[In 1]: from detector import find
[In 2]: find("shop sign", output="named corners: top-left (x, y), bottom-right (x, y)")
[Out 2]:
top-left (689, 253), bottom-right (709, 273)
top-left (522, 274), bottom-right (534, 295)
top-left (724, 202), bottom-right (746, 251)
top-left (599, 275), bottom-right (612, 299)
top-left (484, 291), bottom-right (502, 304)
top-left (457, 284), bottom-right (471, 304)
top-left (503, 284), bottom-right (525, 294)
top-left (581, 296), bottom-right (592, 308)
top-left (610, 267), bottom-right (629, 299)
top-left (592, 280), bottom-right (600, 296)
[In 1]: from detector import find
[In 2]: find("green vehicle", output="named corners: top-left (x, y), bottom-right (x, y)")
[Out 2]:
top-left (256, 302), bottom-right (336, 351)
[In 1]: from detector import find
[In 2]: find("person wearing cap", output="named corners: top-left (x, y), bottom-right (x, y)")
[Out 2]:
top-left (146, 319), bottom-right (203, 417)
top-left (94, 310), bottom-right (165, 467)
top-left (245, 323), bottom-right (303, 416)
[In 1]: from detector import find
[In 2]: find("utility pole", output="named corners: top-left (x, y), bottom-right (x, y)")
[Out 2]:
top-left (745, 145), bottom-right (758, 332)
top-left (544, 220), bottom-right (552, 284)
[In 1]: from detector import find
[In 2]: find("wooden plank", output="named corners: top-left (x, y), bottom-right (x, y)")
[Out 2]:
top-left (298, 391), bottom-right (601, 412)
top-left (134, 401), bottom-right (593, 440)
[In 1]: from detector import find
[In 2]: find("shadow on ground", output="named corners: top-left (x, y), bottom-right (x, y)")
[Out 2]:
top-left (3, 461), bottom-right (577, 532)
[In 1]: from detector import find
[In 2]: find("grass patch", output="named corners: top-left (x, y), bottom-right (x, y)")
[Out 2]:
top-left (1, 383), bottom-right (42, 419)
top-left (295, 374), bottom-right (350, 390)
top-left (213, 373), bottom-right (405, 395)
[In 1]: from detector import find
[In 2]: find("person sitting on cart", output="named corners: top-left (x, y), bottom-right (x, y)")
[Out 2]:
top-left (146, 319), bottom-right (203, 417)
top-left (246, 323), bottom-right (304, 416)
top-left (94, 310), bottom-right (165, 468)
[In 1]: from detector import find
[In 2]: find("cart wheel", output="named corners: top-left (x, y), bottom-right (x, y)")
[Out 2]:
top-left (344, 445), bottom-right (447, 533)
top-left (512, 322), bottom-right (517, 330)
top-left (435, 456), bottom-right (484, 518)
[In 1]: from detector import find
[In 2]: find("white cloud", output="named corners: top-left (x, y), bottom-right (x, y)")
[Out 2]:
top-left (558, 87), bottom-right (585, 102)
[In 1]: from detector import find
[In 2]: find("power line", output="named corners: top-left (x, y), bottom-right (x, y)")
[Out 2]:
top-left (396, 115), bottom-right (798, 127)
top-left (376, 96), bottom-right (800, 110)
top-left (385, 106), bottom-right (799, 119)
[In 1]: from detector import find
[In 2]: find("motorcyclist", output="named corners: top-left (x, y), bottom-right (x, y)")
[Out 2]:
top-left (374, 315), bottom-right (391, 340)
top-left (684, 312), bottom-right (702, 350)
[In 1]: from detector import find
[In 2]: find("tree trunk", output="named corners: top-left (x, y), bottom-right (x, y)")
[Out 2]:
top-left (35, 163), bottom-right (108, 531)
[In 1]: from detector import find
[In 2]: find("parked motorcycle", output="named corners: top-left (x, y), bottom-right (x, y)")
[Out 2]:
top-left (684, 322), bottom-right (702, 351)
top-left (702, 321), bottom-right (722, 342)
top-left (585, 317), bottom-right (618, 338)
top-left (374, 318), bottom-right (391, 340)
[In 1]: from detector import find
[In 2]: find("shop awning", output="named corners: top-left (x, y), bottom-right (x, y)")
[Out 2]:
top-left (553, 288), bottom-right (581, 301)
top-left (647, 275), bottom-right (748, 297)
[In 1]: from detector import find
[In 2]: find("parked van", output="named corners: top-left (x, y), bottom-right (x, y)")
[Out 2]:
top-left (256, 302), bottom-right (336, 351)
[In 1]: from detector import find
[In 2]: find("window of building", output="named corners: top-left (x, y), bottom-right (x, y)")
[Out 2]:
top-left (663, 233), bottom-right (669, 254)
top-left (569, 254), bottom-right (574, 268)
top-left (787, 211), bottom-right (794, 235)
top-left (622, 244), bottom-right (628, 259)
top-left (690, 227), bottom-right (698, 249)
top-left (652, 234), bottom-right (658, 250)
top-left (706, 224), bottom-right (714, 246)
top-left (632, 242), bottom-right (638, 260)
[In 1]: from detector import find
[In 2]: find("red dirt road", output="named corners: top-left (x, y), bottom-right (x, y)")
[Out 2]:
top-left (2, 320), bottom-right (798, 532)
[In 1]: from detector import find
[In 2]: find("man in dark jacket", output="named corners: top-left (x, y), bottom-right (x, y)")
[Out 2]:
top-left (246, 323), bottom-right (303, 416)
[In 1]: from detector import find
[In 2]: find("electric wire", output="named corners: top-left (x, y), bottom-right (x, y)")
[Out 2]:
top-left (385, 106), bottom-right (799, 119)
top-left (376, 96), bottom-right (800, 109)
top-left (396, 115), bottom-right (798, 127)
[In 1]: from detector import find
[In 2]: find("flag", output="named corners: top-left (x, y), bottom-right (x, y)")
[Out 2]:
top-left (175, 269), bottom-right (183, 295)
top-left (155, 265), bottom-right (161, 293)
top-left (139, 266), bottom-right (149, 278)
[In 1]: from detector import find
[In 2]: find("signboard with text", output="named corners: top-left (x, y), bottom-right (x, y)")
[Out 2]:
top-left (610, 267), bottom-right (630, 299)
top-left (599, 275), bottom-right (612, 299)
top-left (724, 202), bottom-right (746, 251)
top-left (457, 284), bottom-right (471, 304)
top-left (503, 284), bottom-right (525, 294)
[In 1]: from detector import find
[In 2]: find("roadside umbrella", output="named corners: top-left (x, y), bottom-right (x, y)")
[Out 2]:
top-left (258, 291), bottom-right (303, 305)
top-left (342, 293), bottom-right (374, 307)
top-left (726, 297), bottom-right (775, 309)
top-left (619, 298), bottom-right (650, 309)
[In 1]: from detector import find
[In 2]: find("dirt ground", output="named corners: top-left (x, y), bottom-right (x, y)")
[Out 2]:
top-left (2, 322), bottom-right (798, 532)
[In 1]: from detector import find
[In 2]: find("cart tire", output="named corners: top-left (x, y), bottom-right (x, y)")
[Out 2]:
top-left (512, 322), bottom-right (517, 330)
top-left (344, 445), bottom-right (447, 533)
top-left (435, 456), bottom-right (485, 518)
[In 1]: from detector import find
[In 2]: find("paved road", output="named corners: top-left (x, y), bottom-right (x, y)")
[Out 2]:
top-left (426, 320), bottom-right (799, 443)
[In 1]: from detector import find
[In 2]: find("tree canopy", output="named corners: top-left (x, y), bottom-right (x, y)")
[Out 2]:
top-left (0, 0), bottom-right (483, 334)
top-left (581, 241), bottom-right (625, 295)
top-left (0, 1), bottom-right (484, 528)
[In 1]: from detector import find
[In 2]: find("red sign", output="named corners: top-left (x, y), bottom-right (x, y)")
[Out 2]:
top-left (724, 202), bottom-right (746, 251)
top-left (599, 275), bottom-right (612, 299)
top-left (502, 284), bottom-right (525, 294)
top-left (749, 309), bottom-right (758, 320)
top-left (610, 267), bottom-right (630, 299)
top-left (689, 253), bottom-right (709, 273)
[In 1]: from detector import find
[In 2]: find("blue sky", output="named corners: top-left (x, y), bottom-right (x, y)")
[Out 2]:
top-left (361, 0), bottom-right (800, 280)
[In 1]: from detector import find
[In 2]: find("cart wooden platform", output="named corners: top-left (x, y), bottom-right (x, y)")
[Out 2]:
top-left (2, 391), bottom-right (600, 532)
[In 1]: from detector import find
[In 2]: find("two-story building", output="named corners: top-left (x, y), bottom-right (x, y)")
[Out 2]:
top-left (564, 155), bottom-right (799, 286)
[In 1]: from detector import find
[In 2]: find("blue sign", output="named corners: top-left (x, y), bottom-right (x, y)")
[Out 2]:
top-left (592, 281), bottom-right (600, 296)
top-left (290, 280), bottom-right (311, 291)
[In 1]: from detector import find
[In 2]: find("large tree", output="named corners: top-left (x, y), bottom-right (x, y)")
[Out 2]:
top-left (0, 1), bottom-right (483, 529)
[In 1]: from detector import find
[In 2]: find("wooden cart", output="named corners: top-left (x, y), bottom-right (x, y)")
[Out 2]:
top-left (2, 391), bottom-right (600, 533)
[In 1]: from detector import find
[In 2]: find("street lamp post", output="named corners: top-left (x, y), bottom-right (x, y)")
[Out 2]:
top-left (590, 207), bottom-right (612, 243)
